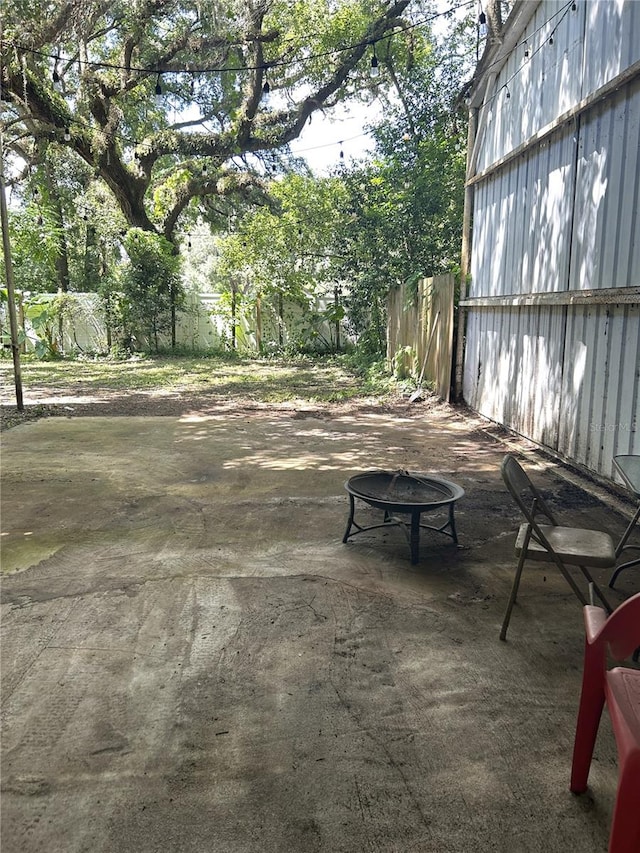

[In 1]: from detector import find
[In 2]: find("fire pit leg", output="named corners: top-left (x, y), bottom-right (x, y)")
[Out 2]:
top-left (342, 493), bottom-right (356, 543)
top-left (448, 503), bottom-right (459, 544)
top-left (410, 510), bottom-right (421, 564)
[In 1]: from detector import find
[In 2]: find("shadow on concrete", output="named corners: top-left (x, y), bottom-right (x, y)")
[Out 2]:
top-left (1, 405), bottom-right (636, 852)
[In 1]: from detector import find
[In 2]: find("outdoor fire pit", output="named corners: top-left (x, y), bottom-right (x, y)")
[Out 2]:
top-left (342, 469), bottom-right (465, 564)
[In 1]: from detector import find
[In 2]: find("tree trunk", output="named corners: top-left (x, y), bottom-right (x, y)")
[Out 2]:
top-left (278, 291), bottom-right (284, 347)
top-left (43, 161), bottom-right (70, 293)
top-left (256, 292), bottom-right (262, 353)
top-left (231, 281), bottom-right (237, 350)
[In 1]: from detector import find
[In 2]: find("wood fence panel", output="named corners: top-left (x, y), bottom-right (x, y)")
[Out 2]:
top-left (386, 274), bottom-right (455, 401)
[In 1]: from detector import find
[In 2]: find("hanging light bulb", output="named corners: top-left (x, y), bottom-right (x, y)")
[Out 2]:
top-left (370, 44), bottom-right (379, 78)
top-left (549, 33), bottom-right (554, 45)
top-left (155, 73), bottom-right (162, 103)
top-left (339, 141), bottom-right (344, 159)
top-left (202, 163), bottom-right (208, 175)
top-left (263, 78), bottom-right (270, 94)
top-left (64, 127), bottom-right (71, 141)
top-left (524, 41), bottom-right (530, 59)
top-left (479, 10), bottom-right (488, 38)
top-left (187, 233), bottom-right (192, 249)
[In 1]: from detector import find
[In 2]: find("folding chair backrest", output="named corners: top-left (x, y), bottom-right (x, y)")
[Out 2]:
top-left (501, 454), bottom-right (557, 527)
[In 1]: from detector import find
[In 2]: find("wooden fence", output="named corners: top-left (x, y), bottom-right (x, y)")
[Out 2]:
top-left (386, 274), bottom-right (455, 401)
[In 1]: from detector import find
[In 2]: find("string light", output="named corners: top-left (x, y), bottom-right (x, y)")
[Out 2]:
top-left (478, 8), bottom-right (487, 38)
top-left (6, 0), bottom-right (575, 174)
top-left (63, 127), bottom-right (71, 141)
top-left (1, 0), bottom-right (477, 83)
top-left (263, 78), bottom-right (270, 94)
top-left (370, 44), bottom-right (379, 78)
top-left (339, 141), bottom-right (344, 159)
top-left (480, 0), bottom-right (575, 109)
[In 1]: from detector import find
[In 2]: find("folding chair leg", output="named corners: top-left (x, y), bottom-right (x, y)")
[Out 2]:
top-left (550, 556), bottom-right (589, 607)
top-left (500, 549), bottom-right (527, 641)
top-left (577, 566), bottom-right (613, 614)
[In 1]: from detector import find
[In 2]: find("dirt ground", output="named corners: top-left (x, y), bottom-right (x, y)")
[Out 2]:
top-left (1, 375), bottom-right (638, 853)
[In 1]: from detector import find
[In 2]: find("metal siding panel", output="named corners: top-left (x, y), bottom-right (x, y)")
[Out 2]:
top-left (583, 0), bottom-right (640, 96)
top-left (585, 304), bottom-right (608, 470)
top-left (472, 130), bottom-right (575, 300)
top-left (572, 305), bottom-right (593, 465)
top-left (475, 1), bottom-right (586, 170)
top-left (463, 310), bottom-right (479, 404)
top-left (557, 303), bottom-right (639, 476)
top-left (619, 84), bottom-right (640, 286)
top-left (504, 307), bottom-right (518, 427)
top-left (558, 306), bottom-right (580, 459)
top-left (612, 304), bottom-right (640, 459)
top-left (599, 305), bottom-right (629, 470)
top-left (570, 81), bottom-right (640, 292)
top-left (471, 182), bottom-right (489, 298)
top-left (570, 107), bottom-right (605, 291)
top-left (503, 160), bottom-right (519, 293)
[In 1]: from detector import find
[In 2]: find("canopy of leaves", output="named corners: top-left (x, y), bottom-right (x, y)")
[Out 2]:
top-left (2, 0), bottom-right (415, 245)
top-left (215, 12), bottom-right (473, 356)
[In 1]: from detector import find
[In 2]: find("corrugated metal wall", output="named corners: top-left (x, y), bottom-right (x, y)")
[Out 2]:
top-left (462, 0), bottom-right (640, 481)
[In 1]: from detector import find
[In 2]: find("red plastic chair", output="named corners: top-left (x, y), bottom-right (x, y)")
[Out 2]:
top-left (570, 593), bottom-right (640, 853)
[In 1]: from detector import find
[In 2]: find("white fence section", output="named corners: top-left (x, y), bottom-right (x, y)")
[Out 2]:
top-left (3, 289), bottom-right (346, 355)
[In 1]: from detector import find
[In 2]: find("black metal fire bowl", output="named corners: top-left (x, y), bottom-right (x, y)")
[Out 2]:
top-left (342, 469), bottom-right (465, 564)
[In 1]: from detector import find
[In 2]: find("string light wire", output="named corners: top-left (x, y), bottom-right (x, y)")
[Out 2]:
top-left (475, 0), bottom-right (576, 108)
top-left (4, 0), bottom-right (579, 174)
top-left (1, 0), bottom-right (476, 81)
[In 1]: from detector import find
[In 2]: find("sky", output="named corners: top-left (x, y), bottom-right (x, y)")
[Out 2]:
top-left (288, 100), bottom-right (383, 175)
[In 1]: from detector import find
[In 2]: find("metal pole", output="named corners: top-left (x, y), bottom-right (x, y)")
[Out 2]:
top-left (454, 106), bottom-right (478, 402)
top-left (0, 140), bottom-right (24, 411)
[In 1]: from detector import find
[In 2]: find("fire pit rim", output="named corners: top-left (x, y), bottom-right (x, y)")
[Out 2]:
top-left (344, 469), bottom-right (465, 512)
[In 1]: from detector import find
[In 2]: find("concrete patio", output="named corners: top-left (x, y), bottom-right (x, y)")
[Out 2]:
top-left (1, 404), bottom-right (637, 852)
